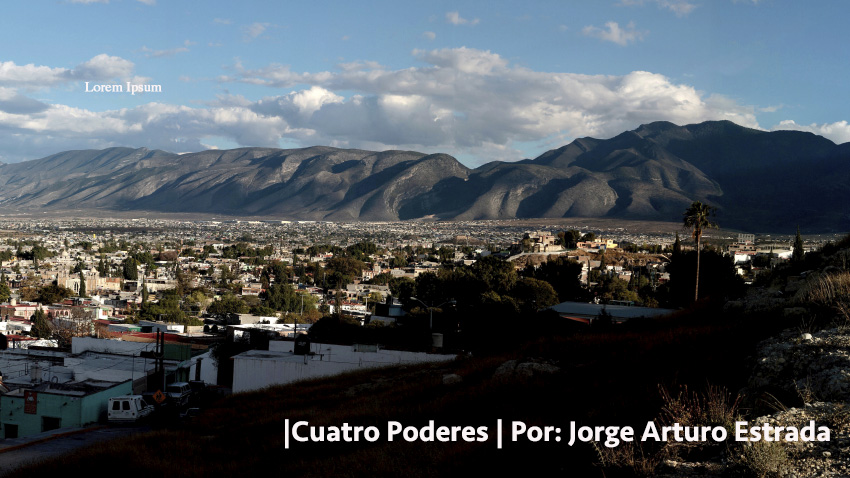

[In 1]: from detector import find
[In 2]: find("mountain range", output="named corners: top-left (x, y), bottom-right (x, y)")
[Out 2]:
top-left (0, 120), bottom-right (847, 232)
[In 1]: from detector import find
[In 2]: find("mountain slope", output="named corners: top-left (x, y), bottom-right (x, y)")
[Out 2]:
top-left (0, 120), bottom-right (847, 232)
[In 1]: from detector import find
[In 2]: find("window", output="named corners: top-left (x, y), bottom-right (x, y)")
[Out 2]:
top-left (42, 416), bottom-right (61, 432)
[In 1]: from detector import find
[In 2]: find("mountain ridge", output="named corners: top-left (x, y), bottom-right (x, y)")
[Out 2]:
top-left (1, 120), bottom-right (847, 232)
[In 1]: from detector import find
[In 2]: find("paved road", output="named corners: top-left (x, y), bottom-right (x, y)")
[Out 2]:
top-left (0, 425), bottom-right (149, 476)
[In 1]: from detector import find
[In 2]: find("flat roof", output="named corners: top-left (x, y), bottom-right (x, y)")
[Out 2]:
top-left (549, 301), bottom-right (676, 320)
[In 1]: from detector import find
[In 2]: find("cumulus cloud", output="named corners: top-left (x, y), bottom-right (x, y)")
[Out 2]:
top-left (6, 47), bottom-right (831, 166)
top-left (214, 47), bottom-right (762, 159)
top-left (67, 54), bottom-right (135, 80)
top-left (0, 54), bottom-right (135, 88)
top-left (772, 120), bottom-right (850, 144)
top-left (582, 21), bottom-right (647, 46)
top-left (3, 46), bottom-right (850, 167)
top-left (446, 11), bottom-right (480, 26)
top-left (0, 61), bottom-right (69, 87)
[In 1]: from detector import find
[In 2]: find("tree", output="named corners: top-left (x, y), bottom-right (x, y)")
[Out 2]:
top-left (683, 201), bottom-right (718, 302)
top-left (792, 226), bottom-right (805, 264)
top-left (324, 256), bottom-right (365, 289)
top-left (0, 282), bottom-right (10, 304)
top-left (511, 277), bottom-right (559, 312)
top-left (525, 256), bottom-right (584, 302)
top-left (78, 273), bottom-right (87, 298)
top-left (672, 232), bottom-right (682, 256)
top-left (207, 294), bottom-right (248, 316)
top-left (97, 255), bottom-right (109, 277)
top-left (122, 257), bottom-right (139, 281)
top-left (563, 230), bottom-right (582, 249)
top-left (36, 282), bottom-right (73, 305)
top-left (31, 309), bottom-right (52, 338)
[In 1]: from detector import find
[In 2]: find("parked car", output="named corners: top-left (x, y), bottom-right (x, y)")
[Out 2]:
top-left (166, 382), bottom-right (192, 407)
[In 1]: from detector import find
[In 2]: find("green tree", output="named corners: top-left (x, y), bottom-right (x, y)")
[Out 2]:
top-left (31, 309), bottom-right (51, 338)
top-left (207, 294), bottom-right (249, 316)
top-left (0, 282), bottom-right (10, 304)
top-left (563, 230), bottom-right (582, 249)
top-left (683, 201), bottom-right (718, 302)
top-left (511, 277), bottom-right (559, 312)
top-left (97, 255), bottom-right (109, 277)
top-left (324, 256), bottom-right (365, 289)
top-left (470, 255), bottom-right (517, 295)
top-left (78, 273), bottom-right (87, 298)
top-left (525, 256), bottom-right (584, 302)
top-left (137, 289), bottom-right (199, 325)
top-left (122, 257), bottom-right (139, 281)
top-left (37, 283), bottom-right (74, 305)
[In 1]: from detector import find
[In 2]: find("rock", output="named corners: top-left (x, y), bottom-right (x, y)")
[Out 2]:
top-left (515, 362), bottom-right (560, 377)
top-left (493, 360), bottom-right (519, 378)
top-left (493, 358), bottom-right (560, 379)
top-left (749, 327), bottom-right (850, 402)
top-left (442, 373), bottom-right (463, 385)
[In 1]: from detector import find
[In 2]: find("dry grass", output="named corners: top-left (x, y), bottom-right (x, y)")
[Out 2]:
top-left (795, 271), bottom-right (850, 304)
top-left (794, 271), bottom-right (850, 327)
top-left (734, 441), bottom-right (789, 478)
top-left (594, 440), bottom-right (668, 477)
top-left (658, 384), bottom-right (741, 433)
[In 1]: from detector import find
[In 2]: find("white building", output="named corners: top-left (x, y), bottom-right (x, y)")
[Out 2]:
top-left (231, 340), bottom-right (455, 393)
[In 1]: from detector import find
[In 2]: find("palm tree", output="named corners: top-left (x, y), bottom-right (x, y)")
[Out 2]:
top-left (683, 201), bottom-right (717, 302)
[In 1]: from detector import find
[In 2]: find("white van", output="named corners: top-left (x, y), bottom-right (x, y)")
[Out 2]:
top-left (108, 395), bottom-right (154, 423)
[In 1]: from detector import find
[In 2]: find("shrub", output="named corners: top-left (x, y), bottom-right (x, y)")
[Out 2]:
top-left (734, 441), bottom-right (788, 478)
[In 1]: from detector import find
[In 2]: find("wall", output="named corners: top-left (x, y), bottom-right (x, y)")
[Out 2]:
top-left (72, 337), bottom-right (155, 355)
top-left (186, 351), bottom-right (218, 385)
top-left (80, 381), bottom-right (133, 425)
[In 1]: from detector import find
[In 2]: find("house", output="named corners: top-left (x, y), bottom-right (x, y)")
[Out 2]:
top-left (1, 379), bottom-right (132, 439)
top-left (576, 239), bottom-right (619, 252)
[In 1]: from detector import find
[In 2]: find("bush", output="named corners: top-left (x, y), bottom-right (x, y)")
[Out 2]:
top-left (734, 441), bottom-right (788, 478)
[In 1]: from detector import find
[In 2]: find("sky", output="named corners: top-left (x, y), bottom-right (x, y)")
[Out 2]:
top-left (0, 0), bottom-right (848, 166)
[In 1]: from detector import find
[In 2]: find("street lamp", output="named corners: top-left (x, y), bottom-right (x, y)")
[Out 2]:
top-left (409, 296), bottom-right (456, 331)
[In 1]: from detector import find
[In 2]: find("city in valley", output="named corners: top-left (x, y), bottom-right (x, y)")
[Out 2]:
top-left (1, 212), bottom-right (848, 477)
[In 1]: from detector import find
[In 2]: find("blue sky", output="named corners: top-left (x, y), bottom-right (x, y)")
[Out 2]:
top-left (0, 0), bottom-right (847, 166)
